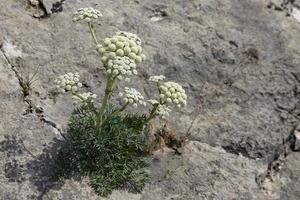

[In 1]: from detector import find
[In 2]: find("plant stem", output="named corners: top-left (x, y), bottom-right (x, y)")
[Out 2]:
top-left (87, 22), bottom-right (114, 131)
top-left (96, 76), bottom-right (117, 131)
top-left (100, 102), bottom-right (129, 127)
top-left (144, 105), bottom-right (159, 124)
top-left (118, 102), bottom-right (129, 113)
top-left (112, 102), bottom-right (129, 115)
top-left (88, 22), bottom-right (98, 46)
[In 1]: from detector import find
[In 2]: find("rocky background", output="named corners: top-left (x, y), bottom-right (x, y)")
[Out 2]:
top-left (0, 0), bottom-right (300, 199)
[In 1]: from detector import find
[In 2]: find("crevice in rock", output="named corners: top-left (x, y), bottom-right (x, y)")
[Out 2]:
top-left (267, 0), bottom-right (300, 16)
top-left (29, 0), bottom-right (49, 19)
top-left (256, 125), bottom-right (299, 191)
top-left (220, 141), bottom-right (268, 160)
top-left (0, 48), bottom-right (65, 140)
top-left (0, 48), bottom-right (30, 98)
top-left (23, 99), bottom-right (66, 140)
top-left (50, 0), bottom-right (65, 14)
top-left (291, 71), bottom-right (300, 83)
top-left (222, 145), bottom-right (255, 159)
top-left (0, 45), bottom-right (34, 101)
top-left (30, 0), bottom-right (66, 19)
top-left (187, 137), bottom-right (262, 160)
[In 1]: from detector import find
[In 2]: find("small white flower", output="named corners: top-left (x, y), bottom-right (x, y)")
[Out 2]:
top-left (113, 69), bottom-right (119, 75)
top-left (149, 75), bottom-right (166, 83)
top-left (71, 86), bottom-right (78, 93)
top-left (65, 85), bottom-right (72, 91)
top-left (166, 98), bottom-right (172, 103)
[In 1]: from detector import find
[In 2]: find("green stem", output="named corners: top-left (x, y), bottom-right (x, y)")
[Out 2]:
top-left (112, 102), bottom-right (129, 115)
top-left (88, 22), bottom-right (99, 46)
top-left (118, 102), bottom-right (129, 113)
top-left (101, 102), bottom-right (129, 127)
top-left (96, 76), bottom-right (117, 131)
top-left (144, 104), bottom-right (159, 124)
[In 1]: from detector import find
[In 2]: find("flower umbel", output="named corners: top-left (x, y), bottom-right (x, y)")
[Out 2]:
top-left (97, 32), bottom-right (146, 65)
top-left (73, 92), bottom-right (97, 105)
top-left (107, 56), bottom-right (137, 81)
top-left (159, 81), bottom-right (187, 108)
top-left (121, 87), bottom-right (146, 107)
top-left (73, 8), bottom-right (102, 22)
top-left (147, 76), bottom-right (187, 120)
top-left (54, 72), bottom-right (82, 93)
top-left (149, 75), bottom-right (166, 83)
top-left (155, 104), bottom-right (171, 119)
top-left (116, 31), bottom-right (142, 46)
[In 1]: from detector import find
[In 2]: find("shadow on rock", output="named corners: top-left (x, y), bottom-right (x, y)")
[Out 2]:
top-left (25, 139), bottom-right (67, 200)
top-left (0, 135), bottom-right (77, 200)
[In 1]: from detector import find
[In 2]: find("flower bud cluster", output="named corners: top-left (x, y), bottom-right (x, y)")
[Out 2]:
top-left (73, 8), bottom-right (102, 22)
top-left (54, 72), bottom-right (82, 93)
top-left (155, 104), bottom-right (171, 119)
top-left (159, 81), bottom-right (187, 108)
top-left (73, 92), bottom-right (97, 105)
top-left (149, 75), bottom-right (166, 83)
top-left (116, 31), bottom-right (142, 46)
top-left (106, 56), bottom-right (137, 81)
top-left (120, 87), bottom-right (146, 107)
top-left (97, 32), bottom-right (146, 65)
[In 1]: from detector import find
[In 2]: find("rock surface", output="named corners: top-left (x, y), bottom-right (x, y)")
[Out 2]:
top-left (0, 0), bottom-right (300, 199)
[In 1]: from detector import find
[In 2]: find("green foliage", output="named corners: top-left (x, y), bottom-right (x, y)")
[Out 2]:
top-left (56, 106), bottom-right (149, 196)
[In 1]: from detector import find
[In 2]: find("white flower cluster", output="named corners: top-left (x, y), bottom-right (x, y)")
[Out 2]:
top-left (116, 31), bottom-right (142, 46)
top-left (73, 8), bottom-right (102, 22)
top-left (107, 56), bottom-right (137, 81)
top-left (159, 81), bottom-right (187, 108)
top-left (54, 72), bottom-right (82, 93)
top-left (149, 75), bottom-right (166, 83)
top-left (147, 99), bottom-right (159, 105)
top-left (155, 104), bottom-right (171, 119)
top-left (73, 92), bottom-right (97, 105)
top-left (148, 99), bottom-right (171, 119)
top-left (147, 76), bottom-right (187, 118)
top-left (97, 32), bottom-right (146, 65)
top-left (120, 87), bottom-right (146, 107)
